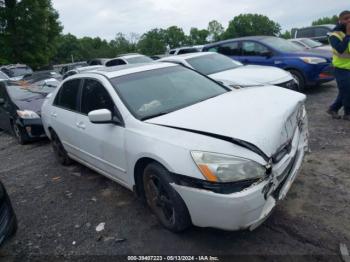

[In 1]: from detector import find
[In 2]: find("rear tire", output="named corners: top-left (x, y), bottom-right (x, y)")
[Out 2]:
top-left (143, 162), bottom-right (191, 232)
top-left (51, 131), bottom-right (72, 165)
top-left (288, 69), bottom-right (305, 92)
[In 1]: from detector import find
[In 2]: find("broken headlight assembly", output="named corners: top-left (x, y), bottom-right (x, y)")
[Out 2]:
top-left (17, 110), bottom-right (40, 119)
top-left (191, 151), bottom-right (267, 183)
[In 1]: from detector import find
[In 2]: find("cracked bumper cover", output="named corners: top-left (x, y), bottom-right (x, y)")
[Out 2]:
top-left (172, 127), bottom-right (307, 231)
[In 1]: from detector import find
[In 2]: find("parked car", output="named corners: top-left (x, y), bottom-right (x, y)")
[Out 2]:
top-left (203, 36), bottom-right (334, 91)
top-left (41, 63), bottom-right (308, 232)
top-left (20, 70), bottom-right (62, 84)
top-left (150, 55), bottom-right (167, 60)
top-left (0, 180), bottom-right (17, 247)
top-left (288, 38), bottom-right (332, 52)
top-left (87, 58), bottom-right (111, 66)
top-left (105, 54), bottom-right (154, 67)
top-left (63, 65), bottom-right (104, 80)
top-left (168, 47), bottom-right (201, 55)
top-left (1, 64), bottom-right (33, 81)
top-left (292, 24), bottom-right (335, 44)
top-left (159, 52), bottom-right (298, 90)
top-left (0, 81), bottom-right (46, 144)
top-left (59, 62), bottom-right (89, 75)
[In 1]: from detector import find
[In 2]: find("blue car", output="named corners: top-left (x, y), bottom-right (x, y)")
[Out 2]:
top-left (203, 36), bottom-right (334, 91)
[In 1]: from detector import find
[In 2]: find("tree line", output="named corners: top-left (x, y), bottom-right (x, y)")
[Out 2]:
top-left (0, 0), bottom-right (339, 69)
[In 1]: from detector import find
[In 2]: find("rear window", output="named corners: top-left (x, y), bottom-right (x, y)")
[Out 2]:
top-left (54, 79), bottom-right (80, 111)
top-left (125, 56), bottom-right (153, 64)
top-left (177, 48), bottom-right (199, 55)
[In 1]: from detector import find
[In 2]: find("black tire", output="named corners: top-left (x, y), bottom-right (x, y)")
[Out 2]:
top-left (288, 69), bottom-right (306, 92)
top-left (143, 163), bottom-right (191, 232)
top-left (12, 122), bottom-right (28, 145)
top-left (50, 131), bottom-right (72, 165)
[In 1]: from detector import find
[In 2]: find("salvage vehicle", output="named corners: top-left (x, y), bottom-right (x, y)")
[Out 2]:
top-left (105, 54), bottom-right (154, 67)
top-left (159, 52), bottom-right (298, 90)
top-left (0, 64), bottom-right (33, 81)
top-left (63, 65), bottom-right (104, 80)
top-left (203, 36), bottom-right (334, 91)
top-left (292, 24), bottom-right (335, 44)
top-left (0, 180), bottom-right (17, 247)
top-left (41, 63), bottom-right (309, 232)
top-left (167, 47), bottom-right (201, 55)
top-left (0, 81), bottom-right (46, 144)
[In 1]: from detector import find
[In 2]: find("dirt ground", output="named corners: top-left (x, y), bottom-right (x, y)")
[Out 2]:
top-left (0, 82), bottom-right (349, 261)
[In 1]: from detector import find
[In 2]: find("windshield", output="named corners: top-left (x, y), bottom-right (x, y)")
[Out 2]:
top-left (110, 66), bottom-right (228, 120)
top-left (300, 38), bottom-right (323, 48)
top-left (186, 53), bottom-right (243, 75)
top-left (7, 85), bottom-right (41, 100)
top-left (0, 71), bottom-right (9, 80)
top-left (125, 56), bottom-right (153, 64)
top-left (261, 37), bottom-right (304, 52)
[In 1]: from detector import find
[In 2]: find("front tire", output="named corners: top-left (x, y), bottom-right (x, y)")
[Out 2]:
top-left (51, 131), bottom-right (72, 165)
top-left (288, 69), bottom-right (305, 92)
top-left (12, 122), bottom-right (28, 145)
top-left (143, 163), bottom-right (191, 232)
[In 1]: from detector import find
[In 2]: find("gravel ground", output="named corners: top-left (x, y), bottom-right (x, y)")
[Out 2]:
top-left (0, 82), bottom-right (349, 261)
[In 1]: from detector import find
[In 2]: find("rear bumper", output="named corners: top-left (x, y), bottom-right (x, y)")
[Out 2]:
top-left (172, 123), bottom-right (308, 231)
top-left (306, 64), bottom-right (335, 85)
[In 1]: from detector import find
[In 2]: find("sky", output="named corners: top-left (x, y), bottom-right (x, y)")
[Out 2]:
top-left (51, 0), bottom-right (349, 40)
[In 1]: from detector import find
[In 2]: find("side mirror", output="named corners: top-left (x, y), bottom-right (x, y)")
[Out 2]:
top-left (88, 109), bottom-right (112, 124)
top-left (262, 51), bottom-right (273, 58)
top-left (88, 109), bottom-right (123, 125)
top-left (0, 98), bottom-right (4, 105)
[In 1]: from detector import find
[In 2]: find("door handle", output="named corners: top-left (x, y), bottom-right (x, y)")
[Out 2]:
top-left (51, 112), bottom-right (57, 118)
top-left (76, 122), bottom-right (86, 130)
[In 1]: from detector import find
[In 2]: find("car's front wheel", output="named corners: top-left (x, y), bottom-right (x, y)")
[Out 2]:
top-left (143, 163), bottom-right (191, 232)
top-left (288, 69), bottom-right (305, 92)
top-left (51, 131), bottom-right (72, 165)
top-left (12, 122), bottom-right (28, 145)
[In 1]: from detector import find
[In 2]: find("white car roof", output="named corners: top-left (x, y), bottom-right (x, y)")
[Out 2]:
top-left (118, 54), bottom-right (147, 59)
top-left (160, 52), bottom-right (216, 61)
top-left (85, 62), bottom-right (177, 79)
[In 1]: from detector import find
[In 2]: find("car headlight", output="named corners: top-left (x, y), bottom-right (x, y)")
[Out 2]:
top-left (300, 57), bottom-right (327, 64)
top-left (17, 110), bottom-right (40, 119)
top-left (191, 151), bottom-right (267, 183)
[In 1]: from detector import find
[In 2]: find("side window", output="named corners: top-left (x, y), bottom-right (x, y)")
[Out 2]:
top-left (80, 79), bottom-right (115, 115)
top-left (242, 41), bottom-right (269, 56)
top-left (314, 28), bottom-right (329, 37)
top-left (54, 79), bottom-right (80, 111)
top-left (217, 42), bottom-right (241, 56)
top-left (297, 28), bottom-right (314, 38)
top-left (169, 50), bottom-right (176, 55)
top-left (207, 46), bottom-right (218, 52)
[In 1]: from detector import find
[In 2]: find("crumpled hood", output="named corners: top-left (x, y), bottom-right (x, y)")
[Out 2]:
top-left (209, 65), bottom-right (292, 85)
top-left (146, 86), bottom-right (306, 158)
top-left (14, 96), bottom-right (46, 115)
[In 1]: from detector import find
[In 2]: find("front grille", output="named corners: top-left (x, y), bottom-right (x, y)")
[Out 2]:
top-left (277, 80), bottom-right (298, 90)
top-left (30, 125), bottom-right (45, 136)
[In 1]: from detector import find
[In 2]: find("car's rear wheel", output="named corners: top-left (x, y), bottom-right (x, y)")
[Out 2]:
top-left (51, 131), bottom-right (72, 165)
top-left (288, 69), bottom-right (305, 92)
top-left (12, 122), bottom-right (28, 145)
top-left (143, 163), bottom-right (191, 232)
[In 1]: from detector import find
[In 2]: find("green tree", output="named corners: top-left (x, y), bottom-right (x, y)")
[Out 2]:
top-left (188, 27), bottom-right (209, 45)
top-left (110, 33), bottom-right (136, 56)
top-left (54, 34), bottom-right (83, 63)
top-left (164, 26), bottom-right (187, 49)
top-left (207, 20), bottom-right (224, 42)
top-left (222, 14), bottom-right (281, 40)
top-left (312, 15), bottom-right (338, 26)
top-left (0, 0), bottom-right (62, 69)
top-left (280, 30), bottom-right (291, 39)
top-left (137, 28), bottom-right (167, 55)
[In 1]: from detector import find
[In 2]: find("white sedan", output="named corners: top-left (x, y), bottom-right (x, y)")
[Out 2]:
top-left (41, 63), bottom-right (308, 232)
top-left (159, 52), bottom-right (299, 90)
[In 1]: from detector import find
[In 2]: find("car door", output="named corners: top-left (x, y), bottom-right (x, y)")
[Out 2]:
top-left (0, 85), bottom-right (12, 132)
top-left (75, 78), bottom-right (127, 183)
top-left (240, 41), bottom-right (275, 66)
top-left (50, 79), bottom-right (82, 157)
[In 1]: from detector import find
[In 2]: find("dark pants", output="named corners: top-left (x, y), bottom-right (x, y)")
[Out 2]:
top-left (330, 68), bottom-right (350, 115)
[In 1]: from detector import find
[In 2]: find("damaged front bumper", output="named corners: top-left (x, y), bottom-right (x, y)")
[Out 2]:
top-left (172, 122), bottom-right (308, 231)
